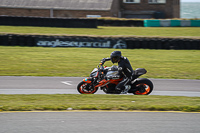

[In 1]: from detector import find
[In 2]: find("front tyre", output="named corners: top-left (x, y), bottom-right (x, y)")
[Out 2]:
top-left (133, 78), bottom-right (153, 95)
top-left (77, 81), bottom-right (98, 94)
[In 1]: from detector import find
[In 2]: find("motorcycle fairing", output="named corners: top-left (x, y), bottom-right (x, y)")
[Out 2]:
top-left (95, 78), bottom-right (123, 88)
top-left (83, 78), bottom-right (92, 83)
top-left (95, 79), bottom-right (109, 87)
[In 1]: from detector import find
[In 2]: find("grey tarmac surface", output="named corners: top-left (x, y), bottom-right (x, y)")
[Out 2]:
top-left (0, 76), bottom-right (200, 96)
top-left (0, 77), bottom-right (200, 133)
top-left (0, 111), bottom-right (200, 133)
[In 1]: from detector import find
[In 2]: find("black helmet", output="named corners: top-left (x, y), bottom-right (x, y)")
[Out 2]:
top-left (110, 51), bottom-right (121, 63)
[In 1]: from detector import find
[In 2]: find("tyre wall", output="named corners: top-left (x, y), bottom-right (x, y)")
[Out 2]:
top-left (0, 34), bottom-right (199, 50)
top-left (97, 19), bottom-right (144, 27)
top-left (0, 16), bottom-right (97, 28)
top-left (0, 16), bottom-right (144, 27)
top-left (1, 16), bottom-right (199, 27)
top-left (144, 20), bottom-right (200, 27)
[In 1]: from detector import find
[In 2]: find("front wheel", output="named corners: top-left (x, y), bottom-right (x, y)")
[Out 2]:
top-left (132, 78), bottom-right (153, 95)
top-left (77, 81), bottom-right (98, 94)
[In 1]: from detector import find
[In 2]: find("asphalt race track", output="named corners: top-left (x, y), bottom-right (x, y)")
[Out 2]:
top-left (0, 111), bottom-right (200, 133)
top-left (0, 76), bottom-right (200, 133)
top-left (0, 76), bottom-right (200, 96)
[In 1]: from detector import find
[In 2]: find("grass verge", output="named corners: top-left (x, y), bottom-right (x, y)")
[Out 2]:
top-left (0, 46), bottom-right (200, 79)
top-left (0, 94), bottom-right (200, 112)
top-left (0, 26), bottom-right (200, 38)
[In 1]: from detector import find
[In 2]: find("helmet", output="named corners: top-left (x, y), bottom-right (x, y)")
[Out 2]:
top-left (110, 51), bottom-right (121, 63)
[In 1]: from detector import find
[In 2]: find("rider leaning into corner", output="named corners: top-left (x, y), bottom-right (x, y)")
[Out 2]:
top-left (100, 51), bottom-right (134, 94)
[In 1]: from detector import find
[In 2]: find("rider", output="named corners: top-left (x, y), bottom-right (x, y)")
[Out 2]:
top-left (100, 51), bottom-right (134, 94)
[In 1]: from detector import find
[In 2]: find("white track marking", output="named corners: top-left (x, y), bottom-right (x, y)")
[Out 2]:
top-left (61, 81), bottom-right (72, 86)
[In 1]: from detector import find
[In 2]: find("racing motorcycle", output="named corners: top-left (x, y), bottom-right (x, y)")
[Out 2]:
top-left (77, 63), bottom-right (153, 95)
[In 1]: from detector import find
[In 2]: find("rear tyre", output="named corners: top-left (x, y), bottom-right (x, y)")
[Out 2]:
top-left (77, 81), bottom-right (98, 94)
top-left (133, 78), bottom-right (153, 95)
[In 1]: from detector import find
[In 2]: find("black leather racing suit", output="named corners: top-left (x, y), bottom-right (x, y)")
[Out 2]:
top-left (101, 56), bottom-right (134, 91)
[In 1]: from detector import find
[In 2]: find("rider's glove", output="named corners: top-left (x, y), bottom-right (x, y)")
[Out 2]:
top-left (99, 58), bottom-right (106, 65)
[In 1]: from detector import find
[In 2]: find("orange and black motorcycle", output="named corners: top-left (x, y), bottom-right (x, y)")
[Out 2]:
top-left (77, 63), bottom-right (153, 95)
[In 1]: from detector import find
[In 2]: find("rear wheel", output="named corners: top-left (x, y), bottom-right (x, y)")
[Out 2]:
top-left (77, 81), bottom-right (98, 94)
top-left (133, 78), bottom-right (153, 95)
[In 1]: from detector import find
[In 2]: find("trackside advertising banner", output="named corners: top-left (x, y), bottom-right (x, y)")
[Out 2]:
top-left (1, 34), bottom-right (199, 50)
top-left (36, 38), bottom-right (127, 49)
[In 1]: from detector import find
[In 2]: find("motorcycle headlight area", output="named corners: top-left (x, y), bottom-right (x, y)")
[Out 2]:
top-left (90, 68), bottom-right (98, 77)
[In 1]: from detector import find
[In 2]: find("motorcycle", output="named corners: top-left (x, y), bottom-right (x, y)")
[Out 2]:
top-left (77, 63), bottom-right (153, 95)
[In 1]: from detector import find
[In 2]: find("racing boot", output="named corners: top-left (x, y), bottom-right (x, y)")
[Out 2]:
top-left (121, 85), bottom-right (131, 94)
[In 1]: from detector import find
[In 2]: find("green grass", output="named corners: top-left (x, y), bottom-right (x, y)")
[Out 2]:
top-left (0, 26), bottom-right (200, 38)
top-left (0, 26), bottom-right (199, 113)
top-left (0, 46), bottom-right (199, 79)
top-left (0, 94), bottom-right (200, 112)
